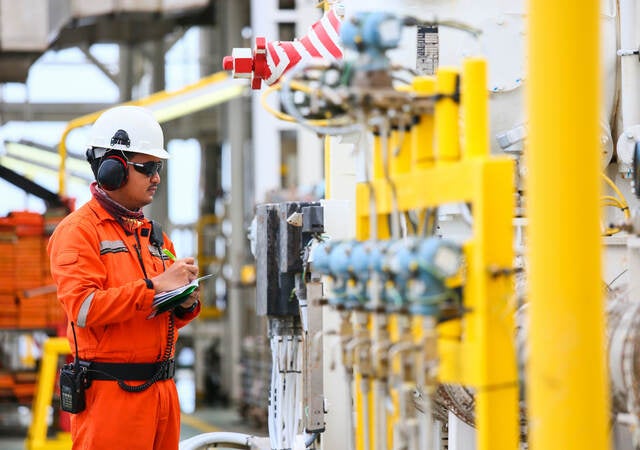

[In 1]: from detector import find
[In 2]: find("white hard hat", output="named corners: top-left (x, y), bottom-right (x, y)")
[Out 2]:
top-left (87, 105), bottom-right (170, 159)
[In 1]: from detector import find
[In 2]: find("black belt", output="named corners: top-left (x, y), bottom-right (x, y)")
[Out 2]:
top-left (80, 359), bottom-right (175, 382)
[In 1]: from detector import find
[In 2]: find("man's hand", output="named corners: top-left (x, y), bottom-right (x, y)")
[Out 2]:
top-left (150, 257), bottom-right (198, 293)
top-left (179, 287), bottom-right (200, 309)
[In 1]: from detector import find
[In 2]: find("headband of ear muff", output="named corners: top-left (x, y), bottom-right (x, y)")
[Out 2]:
top-left (96, 154), bottom-right (128, 191)
top-left (86, 148), bottom-right (101, 179)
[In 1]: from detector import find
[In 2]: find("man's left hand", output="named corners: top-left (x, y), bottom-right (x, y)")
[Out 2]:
top-left (180, 287), bottom-right (199, 308)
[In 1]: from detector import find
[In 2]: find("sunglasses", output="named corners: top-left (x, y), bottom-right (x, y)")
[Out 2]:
top-left (128, 161), bottom-right (164, 177)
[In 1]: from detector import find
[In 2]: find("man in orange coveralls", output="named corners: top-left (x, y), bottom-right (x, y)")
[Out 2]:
top-left (48, 105), bottom-right (201, 450)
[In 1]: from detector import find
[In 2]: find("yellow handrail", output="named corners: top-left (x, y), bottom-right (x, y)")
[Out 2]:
top-left (25, 337), bottom-right (72, 450)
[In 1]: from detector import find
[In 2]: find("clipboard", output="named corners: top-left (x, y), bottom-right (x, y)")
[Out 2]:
top-left (147, 274), bottom-right (214, 319)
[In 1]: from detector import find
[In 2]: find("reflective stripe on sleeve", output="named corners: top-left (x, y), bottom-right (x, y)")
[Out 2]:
top-left (77, 292), bottom-right (95, 327)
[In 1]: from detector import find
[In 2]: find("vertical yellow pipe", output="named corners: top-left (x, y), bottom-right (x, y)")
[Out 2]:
top-left (373, 132), bottom-right (385, 180)
top-left (352, 313), bottom-right (371, 450)
top-left (526, 2), bottom-right (609, 450)
top-left (412, 76), bottom-right (436, 170)
top-left (324, 136), bottom-right (331, 199)
top-left (27, 337), bottom-right (70, 449)
top-left (436, 318), bottom-right (462, 383)
top-left (390, 128), bottom-right (412, 176)
top-left (58, 131), bottom-right (69, 197)
top-left (322, 2), bottom-right (331, 201)
top-left (386, 314), bottom-right (401, 449)
top-left (435, 67), bottom-right (460, 162)
top-left (366, 132), bottom-right (390, 240)
top-left (58, 111), bottom-right (102, 196)
top-left (462, 59), bottom-right (489, 158)
top-left (466, 158), bottom-right (518, 450)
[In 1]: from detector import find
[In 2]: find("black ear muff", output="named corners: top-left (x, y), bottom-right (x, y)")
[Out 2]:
top-left (97, 154), bottom-right (128, 191)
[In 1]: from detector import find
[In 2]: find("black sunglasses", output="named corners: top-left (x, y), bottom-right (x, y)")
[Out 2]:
top-left (128, 161), bottom-right (164, 177)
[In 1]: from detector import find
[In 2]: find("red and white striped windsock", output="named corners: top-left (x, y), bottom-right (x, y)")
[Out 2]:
top-left (222, 6), bottom-right (343, 90)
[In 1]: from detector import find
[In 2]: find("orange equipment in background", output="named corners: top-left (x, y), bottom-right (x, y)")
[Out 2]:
top-left (0, 163), bottom-right (73, 432)
top-left (0, 211), bottom-right (69, 404)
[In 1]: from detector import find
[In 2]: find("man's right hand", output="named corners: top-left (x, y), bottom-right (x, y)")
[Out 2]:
top-left (150, 257), bottom-right (199, 293)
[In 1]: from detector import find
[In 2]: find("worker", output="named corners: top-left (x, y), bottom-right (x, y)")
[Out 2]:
top-left (47, 105), bottom-right (201, 450)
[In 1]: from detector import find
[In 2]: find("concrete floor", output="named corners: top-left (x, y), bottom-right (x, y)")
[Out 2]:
top-left (0, 405), bottom-right (267, 450)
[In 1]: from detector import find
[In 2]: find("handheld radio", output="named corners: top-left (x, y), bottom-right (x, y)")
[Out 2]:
top-left (59, 322), bottom-right (90, 413)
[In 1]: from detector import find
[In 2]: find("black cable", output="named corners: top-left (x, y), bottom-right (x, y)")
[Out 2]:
top-left (116, 313), bottom-right (176, 392)
top-left (133, 231), bottom-right (149, 279)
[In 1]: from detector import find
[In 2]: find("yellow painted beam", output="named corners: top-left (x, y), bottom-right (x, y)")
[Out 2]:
top-left (435, 68), bottom-right (460, 162)
top-left (462, 59), bottom-right (489, 158)
top-left (389, 129), bottom-right (412, 176)
top-left (324, 137), bottom-right (332, 199)
top-left (26, 337), bottom-right (72, 450)
top-left (411, 76), bottom-right (436, 170)
top-left (436, 318), bottom-right (462, 383)
top-left (463, 158), bottom-right (518, 450)
top-left (355, 158), bottom-right (506, 216)
top-left (526, 1), bottom-right (610, 450)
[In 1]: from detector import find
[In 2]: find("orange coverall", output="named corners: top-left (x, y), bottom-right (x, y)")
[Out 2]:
top-left (48, 197), bottom-right (200, 450)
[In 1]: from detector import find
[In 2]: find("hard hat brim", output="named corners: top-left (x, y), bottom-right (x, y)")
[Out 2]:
top-left (91, 146), bottom-right (170, 159)
top-left (149, 148), bottom-right (170, 159)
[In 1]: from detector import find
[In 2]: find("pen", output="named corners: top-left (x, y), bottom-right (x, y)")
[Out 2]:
top-left (162, 248), bottom-right (177, 261)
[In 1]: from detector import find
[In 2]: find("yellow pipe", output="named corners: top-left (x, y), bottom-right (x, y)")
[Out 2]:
top-left (435, 67), bottom-right (460, 162)
top-left (526, 2), bottom-right (610, 450)
top-left (436, 318), bottom-right (462, 383)
top-left (373, 131), bottom-right (385, 181)
top-left (389, 128), bottom-right (412, 176)
top-left (325, 137), bottom-right (332, 199)
top-left (354, 371), bottom-right (365, 450)
top-left (355, 133), bottom-right (390, 241)
top-left (462, 59), bottom-right (489, 158)
top-left (463, 157), bottom-right (518, 450)
top-left (26, 337), bottom-right (71, 450)
top-left (351, 313), bottom-right (371, 450)
top-left (412, 76), bottom-right (436, 170)
top-left (58, 111), bottom-right (102, 195)
top-left (386, 314), bottom-right (401, 448)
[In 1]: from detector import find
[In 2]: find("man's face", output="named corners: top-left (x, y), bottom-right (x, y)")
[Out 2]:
top-left (109, 153), bottom-right (163, 210)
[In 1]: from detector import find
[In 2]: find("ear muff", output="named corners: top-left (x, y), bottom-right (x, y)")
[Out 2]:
top-left (96, 154), bottom-right (128, 191)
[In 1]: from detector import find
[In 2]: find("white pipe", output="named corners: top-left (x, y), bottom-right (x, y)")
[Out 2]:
top-left (374, 379), bottom-right (387, 450)
top-left (619, 0), bottom-right (640, 129)
top-left (418, 395), bottom-right (434, 450)
top-left (178, 432), bottom-right (260, 450)
top-left (407, 416), bottom-right (419, 450)
top-left (269, 336), bottom-right (282, 449)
